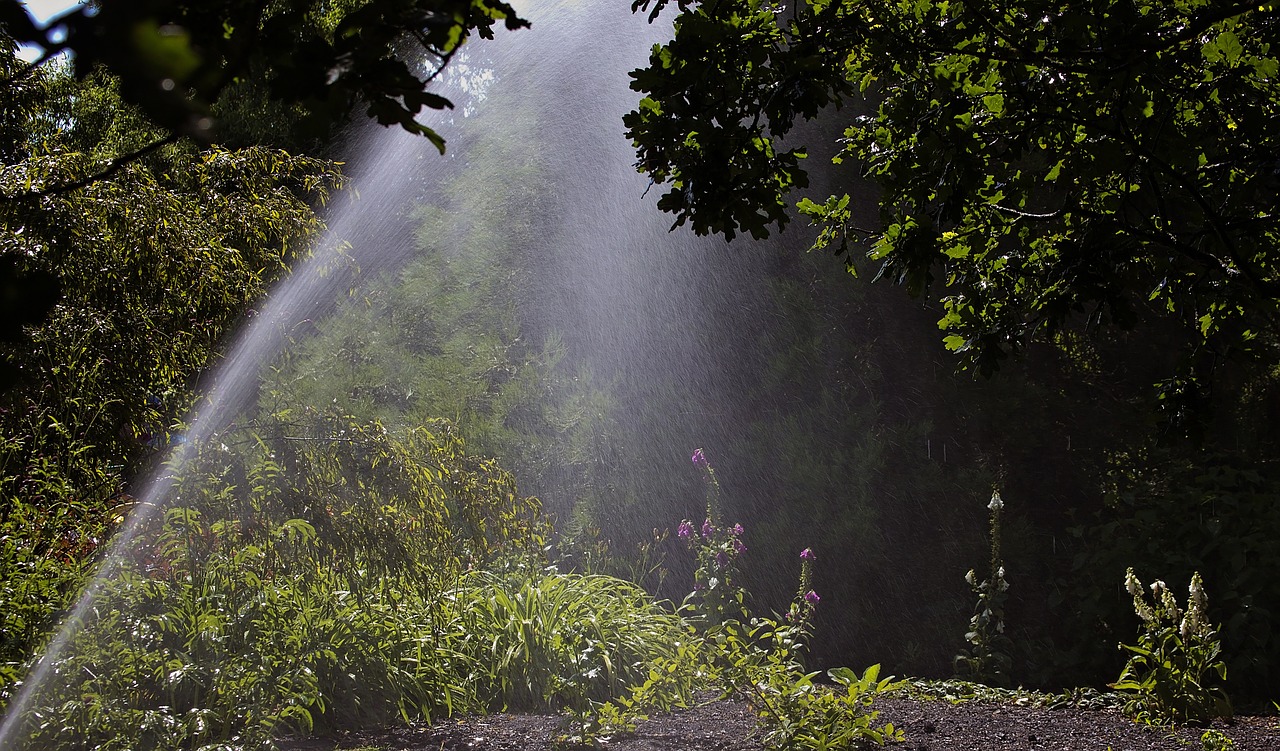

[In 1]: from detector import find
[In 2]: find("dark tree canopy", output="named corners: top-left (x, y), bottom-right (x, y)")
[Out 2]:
top-left (1, 0), bottom-right (529, 149)
top-left (627, 0), bottom-right (1280, 402)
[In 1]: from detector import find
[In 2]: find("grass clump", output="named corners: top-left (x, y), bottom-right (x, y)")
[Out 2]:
top-left (448, 569), bottom-right (682, 712)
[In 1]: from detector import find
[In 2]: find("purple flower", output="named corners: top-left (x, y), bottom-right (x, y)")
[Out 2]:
top-left (731, 523), bottom-right (744, 536)
top-left (800, 548), bottom-right (815, 561)
top-left (804, 590), bottom-right (821, 605)
top-left (691, 448), bottom-right (706, 466)
top-left (677, 520), bottom-right (695, 540)
top-left (732, 538), bottom-right (746, 553)
top-left (702, 518), bottom-right (714, 537)
top-left (715, 551), bottom-right (728, 568)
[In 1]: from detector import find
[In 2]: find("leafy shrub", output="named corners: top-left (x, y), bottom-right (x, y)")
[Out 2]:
top-left (0, 52), bottom-right (344, 695)
top-left (0, 493), bottom-right (113, 682)
top-left (9, 516), bottom-right (451, 751)
top-left (1, 412), bottom-right (545, 750)
top-left (1110, 568), bottom-right (1231, 725)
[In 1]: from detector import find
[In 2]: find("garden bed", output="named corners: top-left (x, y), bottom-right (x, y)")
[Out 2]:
top-left (287, 694), bottom-right (1280, 751)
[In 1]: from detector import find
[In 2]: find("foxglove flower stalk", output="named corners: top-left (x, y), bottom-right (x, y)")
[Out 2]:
top-left (682, 448), bottom-right (748, 624)
top-left (787, 546), bottom-right (820, 629)
top-left (1112, 568), bottom-right (1229, 723)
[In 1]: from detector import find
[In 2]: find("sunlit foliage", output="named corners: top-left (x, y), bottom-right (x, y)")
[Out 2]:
top-left (628, 0), bottom-right (1280, 402)
top-left (3, 410), bottom-right (551, 749)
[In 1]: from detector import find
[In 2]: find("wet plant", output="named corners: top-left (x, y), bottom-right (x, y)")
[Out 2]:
top-left (0, 412), bottom-right (547, 750)
top-left (1201, 728), bottom-right (1237, 750)
top-left (447, 569), bottom-right (683, 712)
top-left (1110, 568), bottom-right (1231, 725)
top-left (9, 515), bottom-right (456, 751)
top-left (954, 489), bottom-right (1013, 687)
top-left (679, 448), bottom-right (748, 625)
top-left (567, 450), bottom-right (902, 750)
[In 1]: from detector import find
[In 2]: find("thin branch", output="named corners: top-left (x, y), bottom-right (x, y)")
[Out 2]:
top-left (988, 204), bottom-right (1064, 220)
top-left (0, 133), bottom-right (180, 201)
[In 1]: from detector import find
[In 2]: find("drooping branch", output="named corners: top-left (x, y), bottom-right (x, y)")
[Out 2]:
top-left (0, 133), bottom-right (179, 202)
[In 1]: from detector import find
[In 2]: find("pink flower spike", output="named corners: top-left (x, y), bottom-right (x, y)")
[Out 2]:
top-left (800, 548), bottom-right (815, 561)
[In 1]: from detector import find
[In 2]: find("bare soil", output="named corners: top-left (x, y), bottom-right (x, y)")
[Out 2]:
top-left (289, 696), bottom-right (1280, 751)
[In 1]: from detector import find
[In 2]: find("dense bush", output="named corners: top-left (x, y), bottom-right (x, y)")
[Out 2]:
top-left (0, 47), bottom-right (343, 682)
top-left (1, 411), bottom-right (547, 750)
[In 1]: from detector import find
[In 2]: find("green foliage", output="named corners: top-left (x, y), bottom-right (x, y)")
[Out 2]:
top-left (769, 665), bottom-right (903, 751)
top-left (1110, 568), bottom-right (1231, 726)
top-left (0, 51), bottom-right (343, 677)
top-left (168, 409), bottom-right (546, 579)
top-left (575, 613), bottom-right (904, 751)
top-left (449, 570), bottom-right (683, 713)
top-left (0, 494), bottom-right (110, 679)
top-left (11, 523), bottom-right (465, 749)
top-left (889, 677), bottom-right (1126, 711)
top-left (1201, 728), bottom-right (1237, 751)
top-left (263, 94), bottom-right (620, 529)
top-left (628, 0), bottom-right (1280, 398)
top-left (1064, 453), bottom-right (1280, 704)
top-left (3, 411), bottom-right (547, 750)
top-left (954, 490), bottom-right (1013, 686)
top-left (626, 0), bottom-right (847, 241)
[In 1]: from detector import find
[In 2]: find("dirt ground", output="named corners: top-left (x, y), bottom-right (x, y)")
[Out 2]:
top-left (289, 695), bottom-right (1280, 751)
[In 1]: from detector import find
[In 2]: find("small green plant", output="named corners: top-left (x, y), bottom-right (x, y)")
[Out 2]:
top-left (1109, 568), bottom-right (1231, 725)
top-left (1200, 729), bottom-right (1236, 750)
top-left (954, 489), bottom-right (1013, 686)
